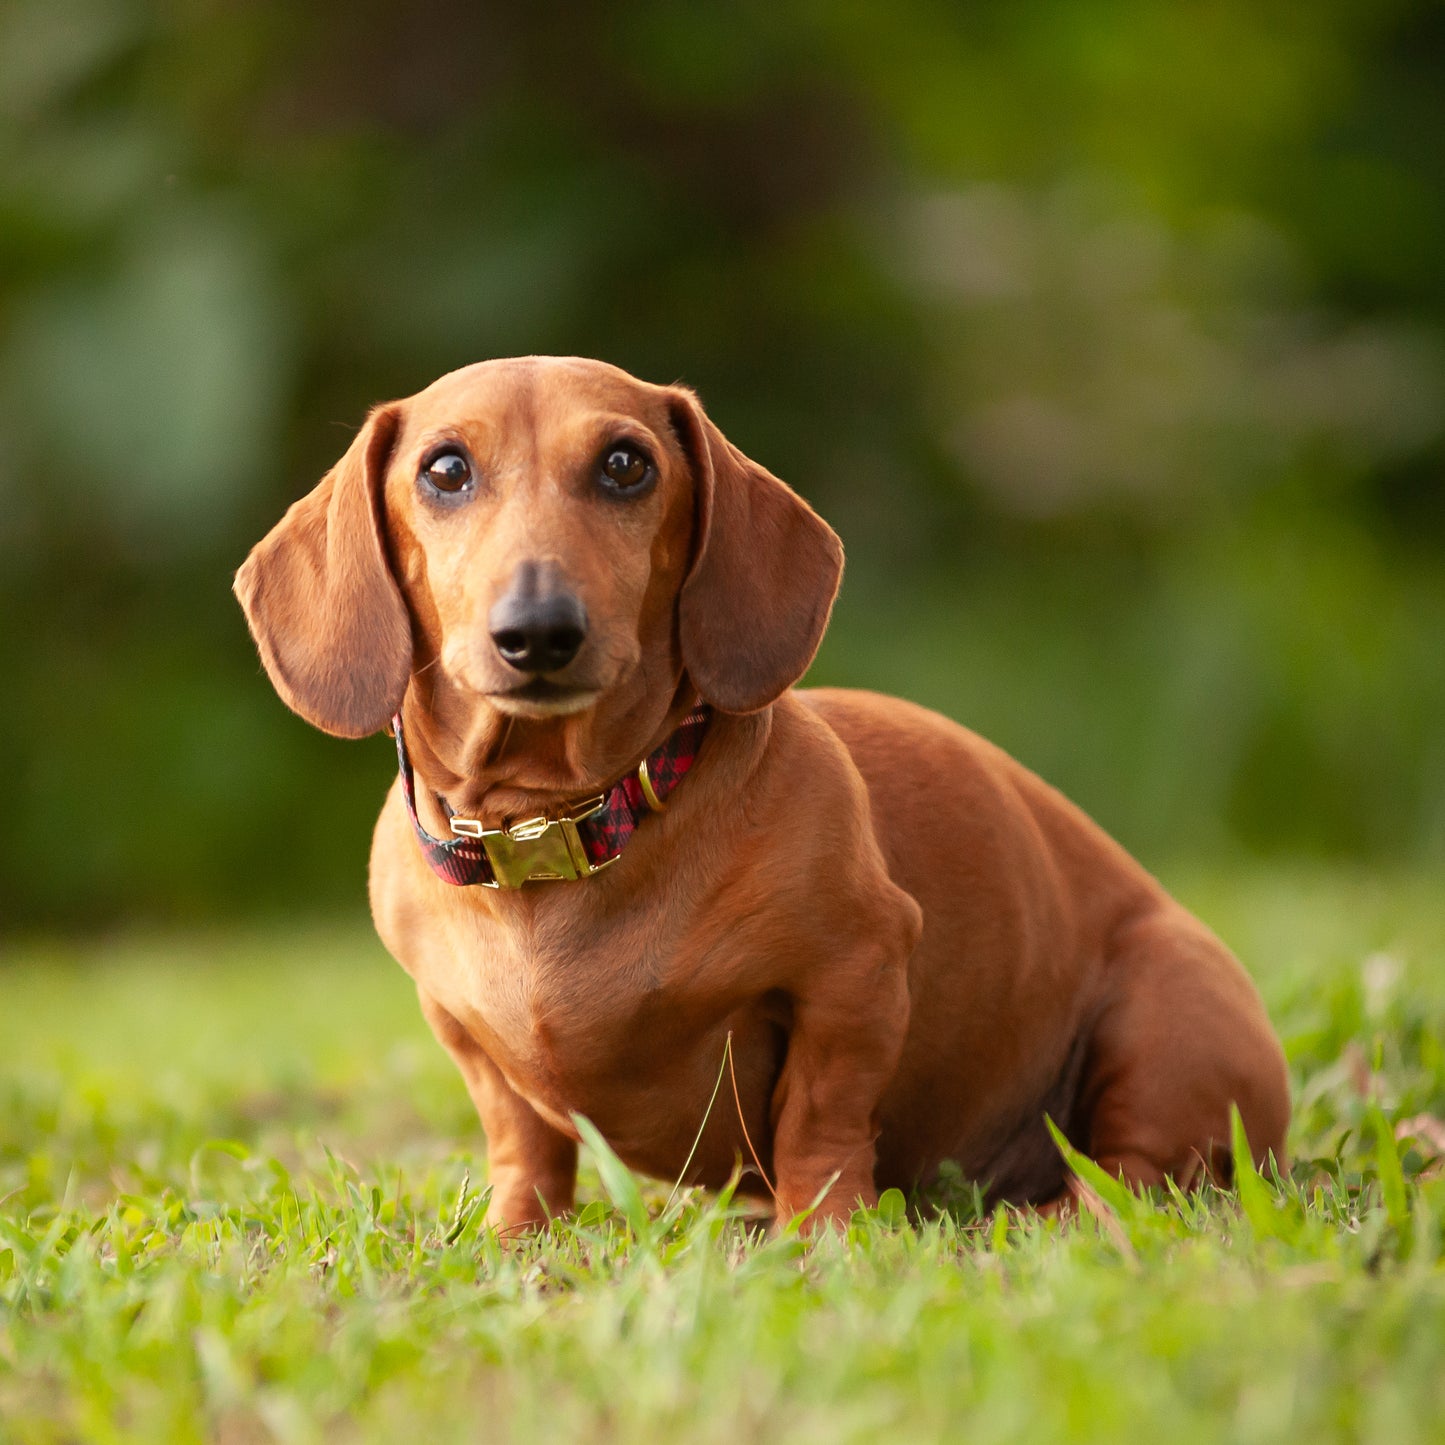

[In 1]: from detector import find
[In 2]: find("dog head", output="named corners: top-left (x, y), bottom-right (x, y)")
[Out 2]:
top-left (235, 357), bottom-right (843, 784)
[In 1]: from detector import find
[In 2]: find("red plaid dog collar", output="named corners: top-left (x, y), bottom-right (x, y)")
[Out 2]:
top-left (394, 708), bottom-right (711, 889)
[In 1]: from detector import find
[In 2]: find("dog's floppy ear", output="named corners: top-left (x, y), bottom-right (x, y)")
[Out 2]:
top-left (669, 389), bottom-right (843, 714)
top-left (234, 404), bottom-right (411, 738)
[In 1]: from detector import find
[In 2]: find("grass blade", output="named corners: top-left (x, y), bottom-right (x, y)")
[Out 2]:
top-left (1044, 1116), bottom-right (1134, 1216)
top-left (1367, 1103), bottom-right (1410, 1232)
top-left (571, 1113), bottom-right (653, 1246)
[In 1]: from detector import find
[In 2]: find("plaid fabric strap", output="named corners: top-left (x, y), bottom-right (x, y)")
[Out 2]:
top-left (393, 708), bottom-right (711, 888)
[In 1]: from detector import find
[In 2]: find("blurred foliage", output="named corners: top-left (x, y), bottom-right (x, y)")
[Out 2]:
top-left (1, 0), bottom-right (1443, 928)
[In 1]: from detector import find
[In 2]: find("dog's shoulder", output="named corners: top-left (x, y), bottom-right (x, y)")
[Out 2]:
top-left (790, 685), bottom-right (1019, 789)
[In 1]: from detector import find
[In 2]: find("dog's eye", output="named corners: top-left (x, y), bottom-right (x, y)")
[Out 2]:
top-left (599, 445), bottom-right (654, 495)
top-left (421, 449), bottom-right (472, 494)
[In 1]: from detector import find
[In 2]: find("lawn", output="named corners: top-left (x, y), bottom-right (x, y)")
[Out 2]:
top-left (2, 865), bottom-right (1443, 1443)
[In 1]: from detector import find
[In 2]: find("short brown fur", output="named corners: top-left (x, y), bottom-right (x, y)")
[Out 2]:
top-left (236, 356), bottom-right (1290, 1229)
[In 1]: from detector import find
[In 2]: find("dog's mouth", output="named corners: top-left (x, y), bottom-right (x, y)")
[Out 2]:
top-left (488, 678), bottom-right (601, 720)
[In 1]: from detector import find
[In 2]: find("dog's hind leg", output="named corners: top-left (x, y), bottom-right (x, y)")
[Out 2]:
top-left (1066, 906), bottom-right (1291, 1197)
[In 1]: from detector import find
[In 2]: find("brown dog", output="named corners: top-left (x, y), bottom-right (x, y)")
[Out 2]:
top-left (236, 356), bottom-right (1289, 1230)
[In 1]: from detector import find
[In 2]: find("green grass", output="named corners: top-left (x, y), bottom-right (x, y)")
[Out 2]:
top-left (2, 866), bottom-right (1444, 1443)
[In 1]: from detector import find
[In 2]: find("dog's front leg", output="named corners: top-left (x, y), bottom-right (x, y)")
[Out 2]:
top-left (768, 932), bottom-right (914, 1232)
top-left (417, 988), bottom-right (578, 1232)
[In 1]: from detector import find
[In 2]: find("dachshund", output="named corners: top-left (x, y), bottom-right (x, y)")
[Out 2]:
top-left (236, 356), bottom-right (1290, 1230)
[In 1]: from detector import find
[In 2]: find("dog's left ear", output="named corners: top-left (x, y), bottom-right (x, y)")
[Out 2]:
top-left (233, 403), bottom-right (412, 738)
top-left (669, 389), bottom-right (844, 714)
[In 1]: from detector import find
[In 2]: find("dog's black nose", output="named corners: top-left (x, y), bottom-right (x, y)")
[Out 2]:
top-left (488, 563), bottom-right (588, 674)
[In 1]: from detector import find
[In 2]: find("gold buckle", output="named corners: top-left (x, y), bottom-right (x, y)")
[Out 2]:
top-left (448, 796), bottom-right (616, 889)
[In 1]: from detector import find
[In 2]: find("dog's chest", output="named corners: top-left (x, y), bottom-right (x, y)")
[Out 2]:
top-left (428, 898), bottom-right (702, 1110)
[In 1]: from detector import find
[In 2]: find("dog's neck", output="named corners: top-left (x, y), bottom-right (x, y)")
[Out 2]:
top-left (398, 674), bottom-right (698, 830)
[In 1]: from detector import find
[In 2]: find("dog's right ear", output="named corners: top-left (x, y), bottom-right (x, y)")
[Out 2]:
top-left (234, 404), bottom-right (411, 738)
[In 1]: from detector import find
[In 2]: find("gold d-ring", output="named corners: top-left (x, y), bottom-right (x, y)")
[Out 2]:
top-left (636, 757), bottom-right (667, 813)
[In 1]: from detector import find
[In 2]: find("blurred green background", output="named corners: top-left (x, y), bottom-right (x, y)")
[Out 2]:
top-left (2, 0), bottom-right (1442, 931)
